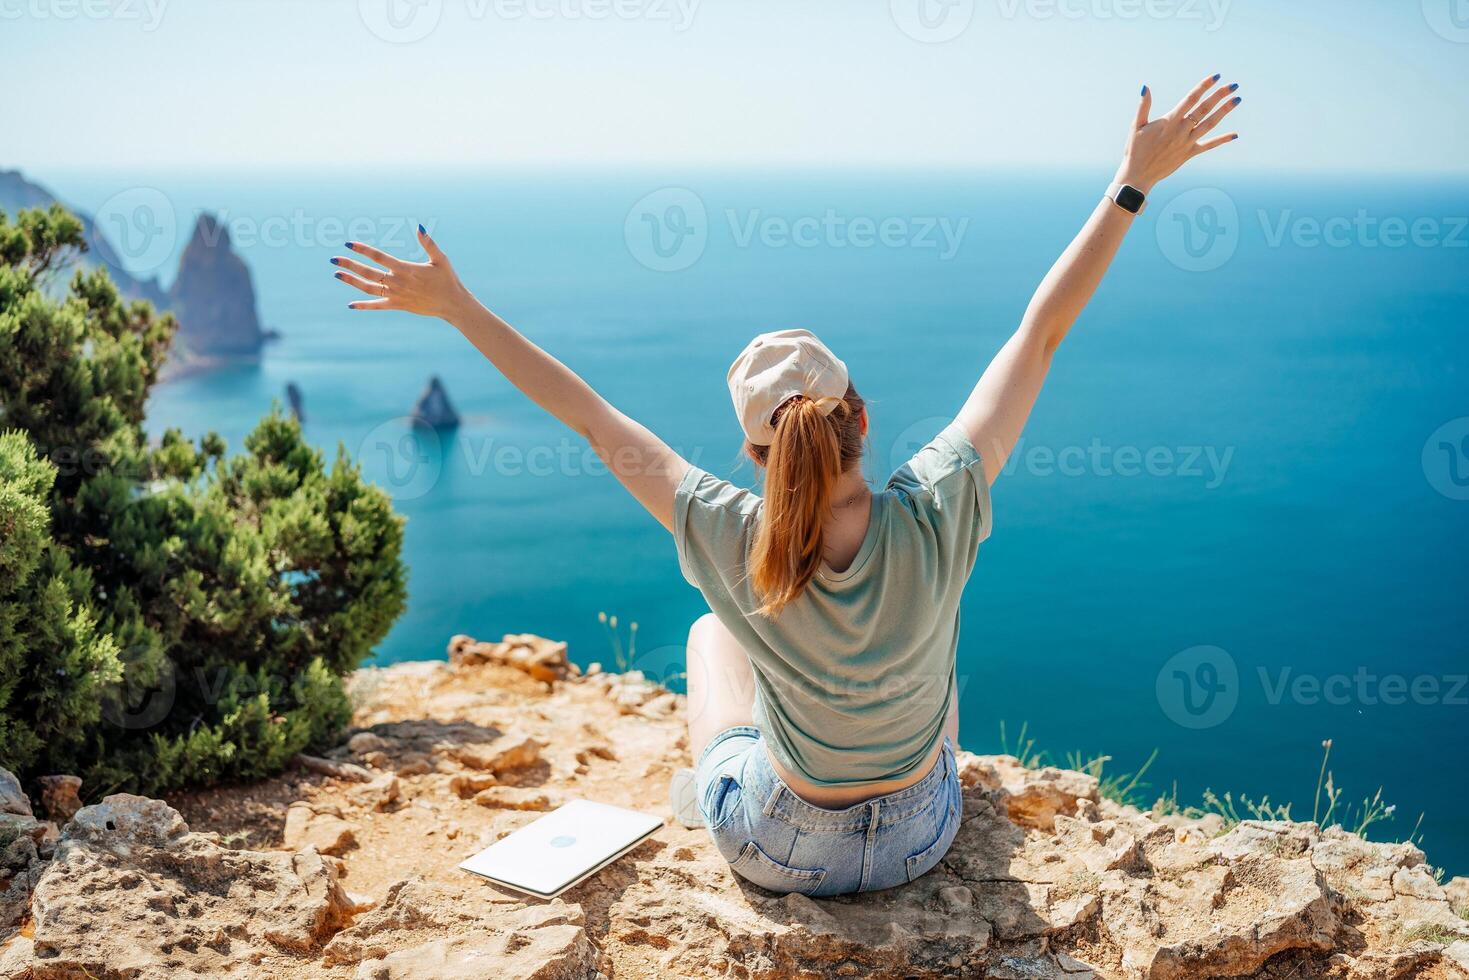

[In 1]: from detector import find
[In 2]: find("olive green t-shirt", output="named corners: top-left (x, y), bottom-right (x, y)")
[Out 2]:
top-left (673, 422), bottom-right (992, 786)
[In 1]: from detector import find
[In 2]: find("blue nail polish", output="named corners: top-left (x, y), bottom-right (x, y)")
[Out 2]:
top-left (1233, 96), bottom-right (1242, 104)
top-left (330, 257), bottom-right (340, 265)
top-left (334, 272), bottom-right (344, 279)
top-left (1141, 84), bottom-right (1148, 96)
top-left (418, 223), bottom-right (426, 235)
top-left (345, 242), bottom-right (355, 250)
top-left (1232, 134), bottom-right (1240, 140)
top-left (1229, 83), bottom-right (1238, 91)
top-left (1212, 73), bottom-right (1221, 82)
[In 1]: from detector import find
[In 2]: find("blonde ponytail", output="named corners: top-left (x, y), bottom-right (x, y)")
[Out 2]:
top-left (747, 386), bottom-right (866, 617)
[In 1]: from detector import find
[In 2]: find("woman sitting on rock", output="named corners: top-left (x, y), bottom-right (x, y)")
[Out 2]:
top-left (331, 75), bottom-right (1241, 896)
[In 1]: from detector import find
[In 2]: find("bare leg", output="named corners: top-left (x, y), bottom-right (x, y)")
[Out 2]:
top-left (685, 613), bottom-right (756, 763)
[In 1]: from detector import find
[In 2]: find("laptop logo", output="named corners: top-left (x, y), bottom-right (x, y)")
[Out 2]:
top-left (550, 835), bottom-right (576, 848)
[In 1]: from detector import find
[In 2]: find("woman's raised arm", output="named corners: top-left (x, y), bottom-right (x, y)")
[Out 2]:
top-left (332, 227), bottom-right (690, 530)
top-left (956, 74), bottom-right (1242, 485)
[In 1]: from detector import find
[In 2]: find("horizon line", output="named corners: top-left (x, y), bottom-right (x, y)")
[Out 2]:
top-left (18, 162), bottom-right (1469, 183)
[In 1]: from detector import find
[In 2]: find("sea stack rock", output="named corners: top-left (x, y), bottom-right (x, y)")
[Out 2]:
top-left (285, 382), bottom-right (305, 422)
top-left (167, 214), bottom-right (265, 358)
top-left (411, 376), bottom-right (461, 430)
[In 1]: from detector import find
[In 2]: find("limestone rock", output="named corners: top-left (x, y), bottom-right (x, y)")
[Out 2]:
top-left (448, 633), bottom-right (573, 683)
top-left (35, 776), bottom-right (82, 825)
top-left (324, 877), bottom-right (545, 966)
top-left (350, 773), bottom-right (403, 812)
top-left (447, 731), bottom-right (542, 774)
top-left (1445, 941), bottom-right (1469, 976)
top-left (411, 375), bottom-right (460, 430)
top-left (294, 752), bottom-right (375, 783)
top-left (349, 732), bottom-right (396, 756)
top-left (1145, 854), bottom-right (1339, 978)
top-left (28, 794), bottom-right (352, 977)
top-left (11, 654), bottom-right (1469, 979)
top-left (168, 213), bottom-right (265, 357)
top-left (986, 755), bottom-right (1099, 831)
top-left (473, 787), bottom-right (554, 812)
top-left (2, 823), bottom-right (48, 939)
top-left (286, 380), bottom-right (305, 421)
top-left (352, 905), bottom-right (595, 980)
top-left (0, 769), bottom-right (30, 817)
top-left (449, 773), bottom-right (498, 799)
top-left (283, 801), bottom-right (358, 856)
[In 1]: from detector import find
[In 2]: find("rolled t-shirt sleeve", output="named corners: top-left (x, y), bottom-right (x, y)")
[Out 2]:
top-left (887, 421), bottom-right (993, 559)
top-left (673, 466), bottom-right (761, 590)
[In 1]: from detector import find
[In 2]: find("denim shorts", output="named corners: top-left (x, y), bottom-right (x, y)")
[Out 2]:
top-left (695, 726), bottom-right (961, 897)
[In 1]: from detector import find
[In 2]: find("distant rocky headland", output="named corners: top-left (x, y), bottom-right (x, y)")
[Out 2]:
top-left (0, 169), bottom-right (267, 370)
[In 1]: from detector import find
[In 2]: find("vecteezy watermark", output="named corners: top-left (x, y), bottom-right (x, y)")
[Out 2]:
top-left (100, 658), bottom-right (369, 731)
top-left (1423, 416), bottom-right (1469, 501)
top-left (727, 210), bottom-right (968, 259)
top-left (1156, 188), bottom-right (1469, 271)
top-left (625, 188), bottom-right (970, 272)
top-left (1155, 187), bottom-right (1241, 273)
top-left (1257, 210), bottom-right (1469, 250)
top-left (357, 0), bottom-right (699, 43)
top-left (205, 210), bottom-right (429, 251)
top-left (1157, 645), bottom-right (1469, 729)
top-left (625, 188), bottom-right (708, 273)
top-left (994, 0), bottom-right (1230, 31)
top-left (93, 187), bottom-right (178, 274)
top-left (88, 189), bottom-right (431, 273)
top-left (0, 0), bottom-right (168, 30)
top-left (889, 0), bottom-right (975, 43)
top-left (100, 659), bottom-right (177, 730)
top-left (1001, 437), bottom-right (1233, 488)
top-left (1156, 645), bottom-right (1240, 729)
top-left (1422, 0), bottom-right (1469, 42)
top-left (358, 0), bottom-right (443, 43)
top-left (1259, 667), bottom-right (1469, 708)
top-left (356, 419), bottom-right (705, 500)
top-left (358, 418), bottom-right (446, 502)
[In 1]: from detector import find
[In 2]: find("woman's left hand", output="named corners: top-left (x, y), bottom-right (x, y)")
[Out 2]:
top-left (1116, 74), bottom-right (1242, 194)
top-left (331, 225), bottom-right (472, 321)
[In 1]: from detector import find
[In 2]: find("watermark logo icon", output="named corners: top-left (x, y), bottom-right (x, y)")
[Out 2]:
top-left (359, 0), bottom-right (443, 43)
top-left (1156, 187), bottom-right (1239, 272)
top-left (93, 187), bottom-right (177, 274)
top-left (886, 416), bottom-right (951, 478)
top-left (100, 660), bottom-right (177, 731)
top-left (358, 418), bottom-right (445, 501)
top-left (1156, 645), bottom-right (1238, 729)
top-left (1423, 0), bottom-right (1469, 41)
top-left (890, 0), bottom-right (974, 42)
top-left (625, 188), bottom-right (708, 272)
top-left (1423, 416), bottom-right (1469, 500)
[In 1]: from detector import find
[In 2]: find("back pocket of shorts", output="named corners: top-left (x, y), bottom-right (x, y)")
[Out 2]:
top-left (704, 774), bottom-right (742, 833)
top-left (731, 841), bottom-right (827, 896)
top-left (904, 780), bottom-right (961, 883)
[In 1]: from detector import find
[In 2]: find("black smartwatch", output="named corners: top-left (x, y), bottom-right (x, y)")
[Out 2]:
top-left (1105, 182), bottom-right (1147, 215)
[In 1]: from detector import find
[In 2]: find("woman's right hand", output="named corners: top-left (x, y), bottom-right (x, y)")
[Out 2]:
top-left (332, 225), bottom-right (474, 322)
top-left (1114, 74), bottom-right (1242, 194)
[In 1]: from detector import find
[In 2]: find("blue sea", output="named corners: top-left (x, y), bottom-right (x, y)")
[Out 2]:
top-left (45, 169), bottom-right (1469, 873)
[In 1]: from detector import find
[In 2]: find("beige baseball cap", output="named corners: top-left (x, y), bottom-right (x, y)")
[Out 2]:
top-left (726, 329), bottom-right (850, 447)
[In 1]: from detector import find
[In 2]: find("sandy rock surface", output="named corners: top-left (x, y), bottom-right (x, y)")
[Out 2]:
top-left (2, 633), bottom-right (1467, 978)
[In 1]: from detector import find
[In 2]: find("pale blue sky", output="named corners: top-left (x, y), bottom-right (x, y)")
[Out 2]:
top-left (5, 0), bottom-right (1468, 174)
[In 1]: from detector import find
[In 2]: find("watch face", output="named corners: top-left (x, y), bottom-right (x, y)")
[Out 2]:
top-left (1115, 185), bottom-right (1146, 213)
